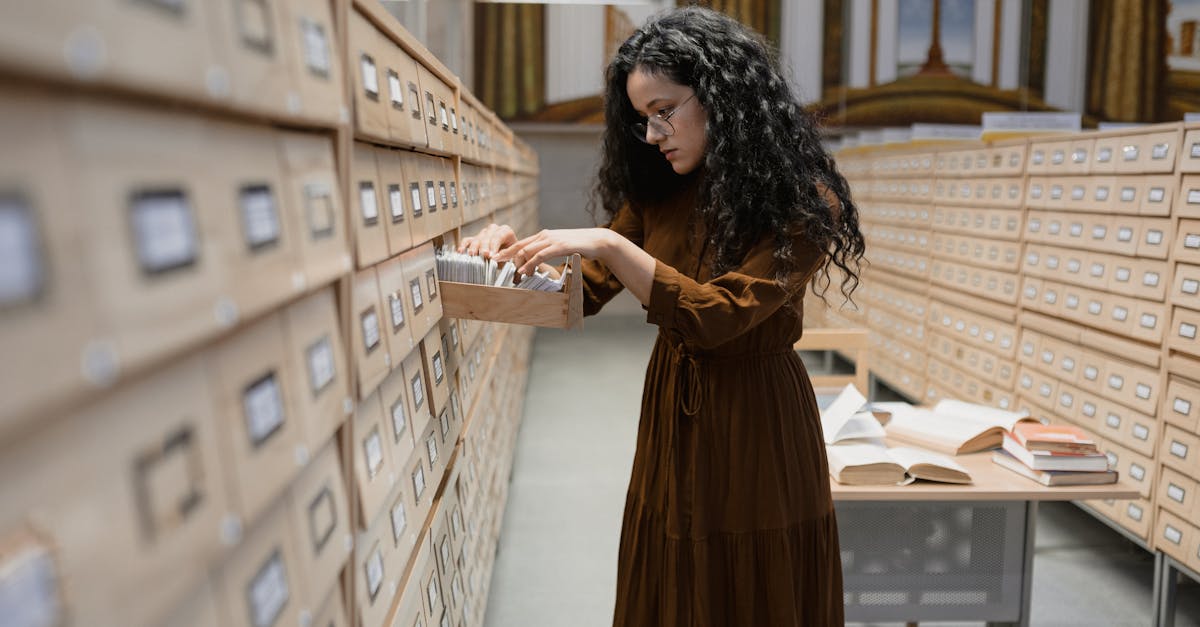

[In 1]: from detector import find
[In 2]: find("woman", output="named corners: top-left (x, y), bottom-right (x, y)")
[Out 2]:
top-left (461, 7), bottom-right (863, 625)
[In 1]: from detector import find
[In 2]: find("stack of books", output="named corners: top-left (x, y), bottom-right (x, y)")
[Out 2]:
top-left (991, 423), bottom-right (1118, 486)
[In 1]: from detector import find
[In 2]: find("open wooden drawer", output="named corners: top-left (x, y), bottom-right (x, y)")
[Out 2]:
top-left (438, 254), bottom-right (583, 329)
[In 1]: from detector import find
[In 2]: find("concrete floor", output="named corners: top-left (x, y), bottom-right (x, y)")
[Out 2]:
top-left (483, 315), bottom-right (1200, 627)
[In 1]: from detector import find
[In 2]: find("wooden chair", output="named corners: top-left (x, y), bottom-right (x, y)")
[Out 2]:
top-left (793, 328), bottom-right (870, 397)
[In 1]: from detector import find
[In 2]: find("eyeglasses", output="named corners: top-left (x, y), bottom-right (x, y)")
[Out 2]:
top-left (631, 93), bottom-right (696, 144)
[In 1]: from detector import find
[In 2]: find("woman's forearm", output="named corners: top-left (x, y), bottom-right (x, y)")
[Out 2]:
top-left (599, 230), bottom-right (656, 306)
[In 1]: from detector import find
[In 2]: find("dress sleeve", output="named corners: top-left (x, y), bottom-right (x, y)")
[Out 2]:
top-left (645, 234), bottom-right (825, 349)
top-left (580, 202), bottom-right (643, 316)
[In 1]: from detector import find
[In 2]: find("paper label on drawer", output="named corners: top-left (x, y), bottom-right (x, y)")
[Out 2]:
top-left (1047, 256), bottom-right (1061, 269)
top-left (244, 373), bottom-right (285, 446)
top-left (1088, 301), bottom-right (1102, 315)
top-left (1181, 322), bottom-right (1198, 340)
top-left (440, 536), bottom-right (451, 572)
top-left (387, 185), bottom-right (404, 222)
top-left (1113, 267), bottom-right (1131, 282)
top-left (1022, 342), bottom-right (1035, 356)
top-left (1133, 423), bottom-right (1150, 440)
top-left (1041, 350), bottom-right (1054, 364)
top-left (390, 500), bottom-right (407, 541)
top-left (1112, 306), bottom-right (1128, 321)
top-left (439, 103), bottom-right (449, 129)
top-left (1045, 290), bottom-right (1059, 305)
top-left (1193, 142), bottom-right (1200, 159)
top-left (1120, 187), bottom-right (1136, 202)
top-left (1083, 402), bottom-right (1097, 417)
top-left (1123, 144), bottom-right (1139, 161)
top-left (1106, 413), bottom-right (1121, 429)
top-left (364, 428), bottom-right (383, 478)
top-left (1190, 189), bottom-right (1200, 205)
top-left (426, 433), bottom-right (438, 465)
top-left (0, 197), bottom-right (44, 306)
top-left (1094, 186), bottom-right (1110, 201)
top-left (409, 183), bottom-right (423, 217)
top-left (249, 551), bottom-right (290, 627)
top-left (1183, 279), bottom-right (1199, 294)
top-left (1085, 366), bottom-right (1100, 380)
top-left (1138, 271), bottom-right (1160, 287)
top-left (1152, 143), bottom-right (1170, 160)
top-left (427, 574), bottom-right (440, 609)
top-left (412, 465), bottom-right (426, 501)
top-left (410, 279), bottom-right (423, 311)
top-left (239, 185), bottom-right (281, 250)
top-left (1051, 185), bottom-right (1063, 199)
top-left (360, 54), bottom-right (378, 96)
top-left (389, 294), bottom-right (405, 331)
top-left (1049, 221), bottom-right (1062, 234)
top-left (1140, 313), bottom-right (1158, 329)
top-left (1066, 294), bottom-right (1080, 309)
top-left (1028, 217), bottom-right (1042, 232)
top-left (1171, 441), bottom-right (1190, 458)
top-left (1092, 225), bottom-right (1108, 240)
top-left (1165, 525), bottom-right (1183, 545)
top-left (1144, 230), bottom-right (1164, 246)
top-left (131, 190), bottom-right (198, 274)
top-left (1187, 234), bottom-right (1200, 249)
top-left (432, 352), bottom-right (444, 384)
top-left (449, 182), bottom-right (458, 207)
top-left (1039, 383), bottom-right (1052, 397)
top-left (1115, 227), bottom-right (1133, 242)
top-left (359, 182), bottom-right (379, 225)
top-left (1071, 186), bottom-right (1085, 200)
top-left (426, 269), bottom-right (438, 300)
top-left (1106, 451), bottom-right (1119, 466)
top-left (1060, 392), bottom-right (1074, 407)
top-left (361, 308), bottom-right (381, 352)
top-left (1148, 187), bottom-right (1166, 203)
top-left (1031, 184), bottom-right (1043, 198)
top-left (1127, 503), bottom-right (1144, 521)
top-left (1129, 464), bottom-right (1145, 481)
top-left (307, 486), bottom-right (336, 552)
top-left (390, 396), bottom-right (407, 440)
top-left (1069, 223), bottom-right (1083, 237)
top-left (365, 547), bottom-right (384, 600)
top-left (306, 336), bottom-right (335, 395)
top-left (438, 182), bottom-right (447, 209)
top-left (1089, 262), bottom-right (1103, 277)
top-left (408, 83), bottom-right (421, 119)
top-left (381, 70), bottom-right (401, 110)
top-left (301, 18), bottom-right (331, 77)
top-left (1168, 484), bottom-right (1187, 504)
top-left (411, 372), bottom-right (425, 409)
top-left (1052, 150), bottom-right (1065, 165)
top-left (1109, 374), bottom-right (1125, 390)
top-left (0, 540), bottom-right (62, 627)
top-left (1175, 398), bottom-right (1193, 415)
top-left (1098, 147), bottom-right (1114, 162)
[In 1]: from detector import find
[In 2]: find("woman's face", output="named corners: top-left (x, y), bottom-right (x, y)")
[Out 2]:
top-left (625, 66), bottom-right (707, 175)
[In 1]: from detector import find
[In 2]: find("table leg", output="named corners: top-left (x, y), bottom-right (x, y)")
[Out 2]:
top-left (1154, 552), bottom-right (1178, 627)
top-left (1018, 501), bottom-right (1037, 627)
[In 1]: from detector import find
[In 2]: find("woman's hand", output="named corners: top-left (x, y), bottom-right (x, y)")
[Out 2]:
top-left (494, 228), bottom-right (615, 276)
top-left (457, 223), bottom-right (518, 259)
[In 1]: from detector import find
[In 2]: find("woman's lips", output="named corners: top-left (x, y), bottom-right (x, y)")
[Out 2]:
top-left (662, 149), bottom-right (677, 160)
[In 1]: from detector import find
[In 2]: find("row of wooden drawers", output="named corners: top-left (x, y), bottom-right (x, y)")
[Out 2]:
top-left (1026, 128), bottom-right (1183, 176)
top-left (1024, 211), bottom-right (1172, 259)
top-left (865, 245), bottom-right (931, 282)
top-left (864, 224), bottom-right (929, 255)
top-left (930, 259), bottom-right (1020, 305)
top-left (1021, 276), bottom-right (1167, 345)
top-left (858, 273), bottom-right (928, 324)
top-left (932, 233), bottom-right (1021, 272)
top-left (925, 356), bottom-right (1018, 411)
top-left (932, 177), bottom-right (1024, 209)
top-left (1023, 243), bottom-right (1170, 301)
top-left (858, 202), bottom-right (933, 228)
top-left (865, 306), bottom-right (927, 352)
top-left (1026, 175), bottom-right (1175, 215)
top-left (926, 296), bottom-right (1019, 360)
top-left (928, 331), bottom-right (1017, 391)
top-left (931, 206), bottom-right (1023, 241)
top-left (870, 356), bottom-right (927, 402)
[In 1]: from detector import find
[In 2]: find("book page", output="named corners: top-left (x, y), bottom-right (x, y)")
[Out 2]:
top-left (825, 443), bottom-right (895, 472)
top-left (932, 399), bottom-right (1032, 431)
top-left (887, 446), bottom-right (969, 476)
top-left (884, 406), bottom-right (995, 450)
top-left (819, 384), bottom-right (871, 444)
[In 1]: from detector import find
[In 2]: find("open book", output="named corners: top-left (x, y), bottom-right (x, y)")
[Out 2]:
top-left (819, 384), bottom-right (886, 444)
top-left (826, 443), bottom-right (972, 485)
top-left (875, 399), bottom-right (1039, 455)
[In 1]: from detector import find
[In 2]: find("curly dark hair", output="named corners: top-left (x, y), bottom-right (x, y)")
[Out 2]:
top-left (592, 6), bottom-right (865, 306)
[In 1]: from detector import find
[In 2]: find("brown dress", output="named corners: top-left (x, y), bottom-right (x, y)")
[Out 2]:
top-left (580, 188), bottom-right (844, 626)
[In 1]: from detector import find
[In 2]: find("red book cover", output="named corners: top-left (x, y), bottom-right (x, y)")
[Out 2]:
top-left (1011, 422), bottom-right (1098, 454)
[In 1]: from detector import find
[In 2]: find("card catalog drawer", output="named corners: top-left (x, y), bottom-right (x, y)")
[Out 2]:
top-left (1159, 466), bottom-right (1200, 521)
top-left (1095, 398), bottom-right (1159, 458)
top-left (382, 43), bottom-right (429, 148)
top-left (1182, 129), bottom-right (1200, 173)
top-left (352, 268), bottom-right (390, 397)
top-left (281, 287), bottom-right (349, 452)
top-left (1140, 176), bottom-right (1176, 216)
top-left (353, 390), bottom-right (398, 527)
top-left (1116, 130), bottom-right (1180, 174)
top-left (376, 256), bottom-right (418, 367)
top-left (209, 0), bottom-right (293, 118)
top-left (1156, 509), bottom-right (1196, 565)
top-left (1060, 177), bottom-right (1090, 212)
top-left (349, 10), bottom-right (389, 141)
top-left (311, 586), bottom-right (349, 627)
top-left (355, 497), bottom-right (403, 627)
top-left (213, 497), bottom-right (306, 627)
top-left (1116, 497), bottom-right (1153, 541)
top-left (211, 121), bottom-right (299, 320)
top-left (68, 101), bottom-right (228, 378)
top-left (1099, 438), bottom-right (1155, 499)
top-left (421, 327), bottom-right (452, 438)
top-left (1091, 135), bottom-right (1120, 173)
top-left (208, 313), bottom-right (305, 526)
top-left (376, 148), bottom-right (415, 255)
top-left (280, 0), bottom-right (344, 125)
top-left (1017, 365), bottom-right (1058, 413)
top-left (1170, 306), bottom-right (1200, 360)
top-left (1172, 263), bottom-right (1200, 307)
top-left (0, 356), bottom-right (230, 627)
top-left (1178, 175), bottom-right (1200, 218)
top-left (277, 131), bottom-right (348, 289)
top-left (1174, 219), bottom-right (1200, 264)
top-left (399, 242), bottom-right (443, 341)
top-left (1166, 376), bottom-right (1200, 435)
top-left (351, 142), bottom-right (388, 267)
top-left (286, 440), bottom-right (351, 609)
top-left (1109, 258), bottom-right (1168, 301)
top-left (0, 91), bottom-right (100, 432)
top-left (400, 344), bottom-right (435, 442)
top-left (417, 65), bottom-right (454, 154)
top-left (379, 365), bottom-right (418, 476)
top-left (1163, 424), bottom-right (1200, 476)
top-left (1102, 355), bottom-right (1160, 417)
top-left (1133, 218), bottom-right (1171, 260)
